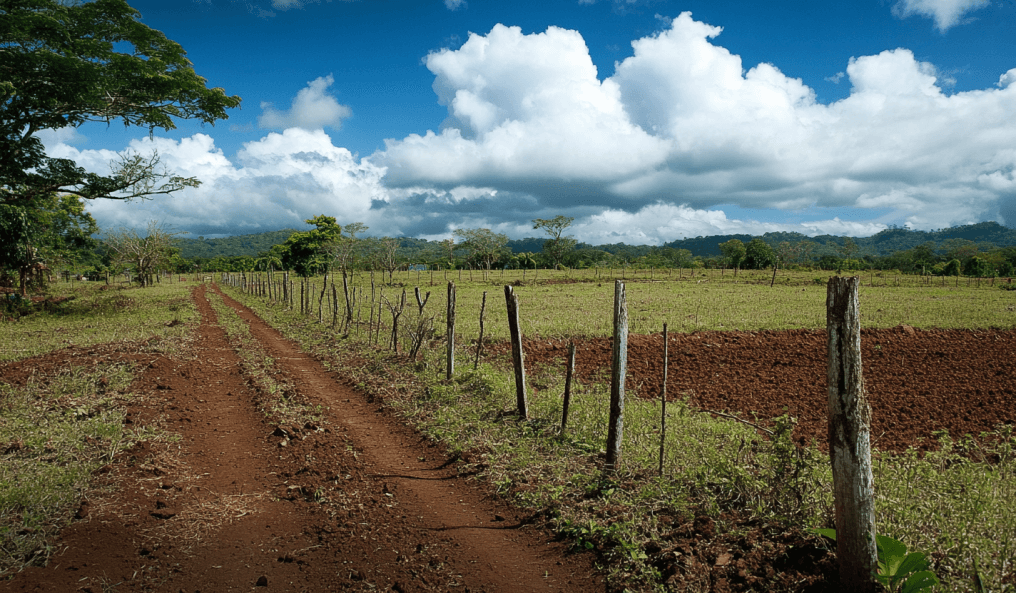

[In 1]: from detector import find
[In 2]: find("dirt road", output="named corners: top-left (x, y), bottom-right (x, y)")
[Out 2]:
top-left (2, 285), bottom-right (603, 592)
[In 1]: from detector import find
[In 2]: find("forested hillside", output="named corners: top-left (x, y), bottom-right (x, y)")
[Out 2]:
top-left (173, 229), bottom-right (300, 258)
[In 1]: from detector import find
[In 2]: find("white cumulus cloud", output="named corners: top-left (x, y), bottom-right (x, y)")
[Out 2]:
top-left (372, 13), bottom-right (1016, 234)
top-left (892, 0), bottom-right (990, 31)
top-left (259, 75), bottom-right (352, 131)
top-left (375, 24), bottom-right (670, 190)
top-left (45, 129), bottom-right (388, 237)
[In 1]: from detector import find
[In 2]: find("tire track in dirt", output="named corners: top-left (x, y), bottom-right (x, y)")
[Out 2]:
top-left (211, 284), bottom-right (604, 592)
top-left (3, 284), bottom-right (603, 592)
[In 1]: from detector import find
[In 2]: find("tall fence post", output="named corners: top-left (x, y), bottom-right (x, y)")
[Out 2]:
top-left (605, 280), bottom-right (628, 472)
top-left (446, 282), bottom-right (456, 380)
top-left (659, 322), bottom-right (668, 477)
top-left (827, 276), bottom-right (877, 592)
top-left (504, 285), bottom-right (528, 419)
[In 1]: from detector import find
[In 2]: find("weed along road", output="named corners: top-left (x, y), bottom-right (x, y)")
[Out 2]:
top-left (1, 284), bottom-right (603, 592)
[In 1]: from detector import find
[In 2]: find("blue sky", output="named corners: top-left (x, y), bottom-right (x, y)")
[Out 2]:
top-left (40, 0), bottom-right (1016, 243)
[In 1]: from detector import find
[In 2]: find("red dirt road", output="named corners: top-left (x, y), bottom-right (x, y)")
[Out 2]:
top-left (495, 325), bottom-right (1016, 452)
top-left (1, 285), bottom-right (603, 592)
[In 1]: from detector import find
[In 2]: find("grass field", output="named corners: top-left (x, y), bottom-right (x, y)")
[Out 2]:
top-left (238, 267), bottom-right (1016, 341)
top-left (0, 278), bottom-right (200, 361)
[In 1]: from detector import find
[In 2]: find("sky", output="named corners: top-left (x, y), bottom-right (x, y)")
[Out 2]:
top-left (37, 0), bottom-right (1016, 244)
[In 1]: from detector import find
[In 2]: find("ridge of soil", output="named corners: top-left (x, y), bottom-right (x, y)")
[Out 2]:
top-left (1, 285), bottom-right (604, 592)
top-left (487, 326), bottom-right (1016, 452)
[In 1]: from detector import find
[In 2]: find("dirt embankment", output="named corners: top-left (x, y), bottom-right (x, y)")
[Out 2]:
top-left (1, 284), bottom-right (602, 592)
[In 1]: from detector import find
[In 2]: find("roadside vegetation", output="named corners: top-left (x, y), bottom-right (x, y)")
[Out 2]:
top-left (0, 281), bottom-right (202, 578)
top-left (0, 280), bottom-right (198, 362)
top-left (219, 270), bottom-right (1016, 592)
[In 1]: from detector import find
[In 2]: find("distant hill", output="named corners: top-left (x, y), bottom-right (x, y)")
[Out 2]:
top-left (171, 222), bottom-right (1016, 260)
top-left (663, 222), bottom-right (1016, 257)
top-left (173, 229), bottom-right (300, 259)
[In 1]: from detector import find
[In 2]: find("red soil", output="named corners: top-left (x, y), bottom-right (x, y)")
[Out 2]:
top-left (1, 285), bottom-right (603, 592)
top-left (491, 325), bottom-right (1016, 452)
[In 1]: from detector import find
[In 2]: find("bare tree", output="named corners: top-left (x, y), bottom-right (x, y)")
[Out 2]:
top-left (103, 221), bottom-right (178, 287)
top-left (377, 237), bottom-right (401, 283)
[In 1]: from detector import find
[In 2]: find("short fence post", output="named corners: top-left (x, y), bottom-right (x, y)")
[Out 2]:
top-left (474, 291), bottom-right (487, 370)
top-left (605, 280), bottom-right (628, 472)
top-left (827, 276), bottom-right (877, 592)
top-left (504, 285), bottom-right (528, 419)
top-left (561, 342), bottom-right (576, 434)
top-left (446, 282), bottom-right (456, 380)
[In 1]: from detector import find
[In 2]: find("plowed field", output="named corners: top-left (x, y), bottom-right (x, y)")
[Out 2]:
top-left (493, 325), bottom-right (1016, 452)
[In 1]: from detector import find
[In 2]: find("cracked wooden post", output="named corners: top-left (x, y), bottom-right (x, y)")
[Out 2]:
top-left (446, 282), bottom-right (456, 380)
top-left (504, 285), bottom-right (529, 419)
top-left (605, 280), bottom-right (627, 472)
top-left (827, 276), bottom-right (877, 592)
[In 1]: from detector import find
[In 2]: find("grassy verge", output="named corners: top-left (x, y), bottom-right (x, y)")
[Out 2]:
top-left (219, 280), bottom-right (1016, 592)
top-left (0, 279), bottom-right (201, 578)
top-left (0, 362), bottom-right (137, 577)
top-left (0, 280), bottom-right (200, 362)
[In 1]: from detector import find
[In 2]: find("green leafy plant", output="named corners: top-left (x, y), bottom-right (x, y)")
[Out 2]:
top-left (812, 529), bottom-right (939, 593)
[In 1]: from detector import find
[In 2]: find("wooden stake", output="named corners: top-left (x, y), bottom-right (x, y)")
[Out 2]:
top-left (561, 342), bottom-right (576, 434)
top-left (474, 291), bottom-right (487, 370)
top-left (827, 276), bottom-right (877, 592)
top-left (659, 322), bottom-right (668, 477)
top-left (446, 282), bottom-right (456, 380)
top-left (605, 280), bottom-right (628, 472)
top-left (504, 285), bottom-right (528, 419)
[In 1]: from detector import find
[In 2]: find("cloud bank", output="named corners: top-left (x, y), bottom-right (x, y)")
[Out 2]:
top-left (41, 13), bottom-right (1016, 244)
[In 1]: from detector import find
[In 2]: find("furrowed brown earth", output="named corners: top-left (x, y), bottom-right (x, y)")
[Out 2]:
top-left (1, 285), bottom-right (604, 593)
top-left (488, 326), bottom-right (1016, 453)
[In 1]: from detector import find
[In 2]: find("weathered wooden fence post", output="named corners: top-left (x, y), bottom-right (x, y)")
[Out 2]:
top-left (659, 322), bottom-right (668, 477)
top-left (474, 291), bottom-right (487, 370)
top-left (605, 280), bottom-right (628, 472)
top-left (560, 342), bottom-right (576, 434)
top-left (446, 282), bottom-right (456, 380)
top-left (504, 285), bottom-right (529, 419)
top-left (827, 276), bottom-right (877, 592)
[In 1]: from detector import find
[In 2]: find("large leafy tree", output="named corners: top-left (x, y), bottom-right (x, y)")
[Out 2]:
top-left (743, 238), bottom-right (776, 270)
top-left (1, 0), bottom-right (241, 205)
top-left (280, 215), bottom-right (342, 277)
top-left (718, 239), bottom-right (746, 275)
top-left (453, 227), bottom-right (509, 272)
top-left (533, 215), bottom-right (576, 269)
top-left (0, 193), bottom-right (98, 294)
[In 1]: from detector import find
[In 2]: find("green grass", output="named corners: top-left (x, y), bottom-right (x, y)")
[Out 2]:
top-left (0, 279), bottom-right (200, 362)
top-left (0, 278), bottom-right (201, 578)
top-left (239, 268), bottom-right (1015, 346)
top-left (0, 363), bottom-right (137, 577)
